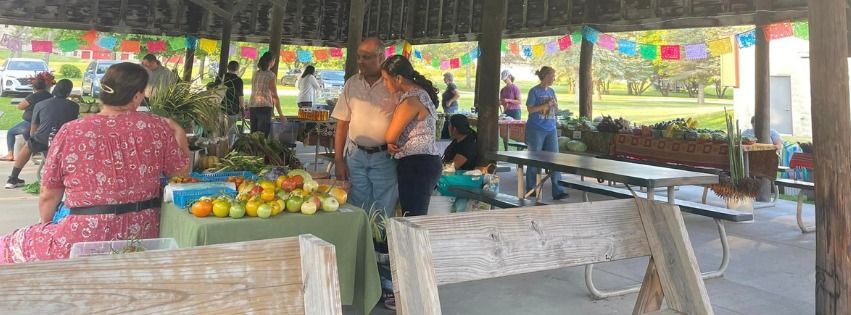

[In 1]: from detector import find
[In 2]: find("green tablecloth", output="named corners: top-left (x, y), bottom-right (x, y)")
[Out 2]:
top-left (159, 203), bottom-right (380, 315)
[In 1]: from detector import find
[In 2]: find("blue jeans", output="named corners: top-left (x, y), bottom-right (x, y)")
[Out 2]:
top-left (346, 146), bottom-right (399, 217)
top-left (525, 127), bottom-right (565, 196)
top-left (7, 120), bottom-right (30, 152)
top-left (504, 108), bottom-right (521, 120)
top-left (440, 105), bottom-right (458, 140)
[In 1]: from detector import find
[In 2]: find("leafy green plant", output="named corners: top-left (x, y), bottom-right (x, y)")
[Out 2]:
top-left (59, 64), bottom-right (82, 78)
top-left (709, 109), bottom-right (761, 200)
top-left (149, 82), bottom-right (226, 137)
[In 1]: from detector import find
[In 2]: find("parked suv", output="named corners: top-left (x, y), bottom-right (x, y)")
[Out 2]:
top-left (317, 70), bottom-right (345, 99)
top-left (0, 58), bottom-right (49, 97)
top-left (81, 60), bottom-right (123, 97)
top-left (280, 68), bottom-right (301, 86)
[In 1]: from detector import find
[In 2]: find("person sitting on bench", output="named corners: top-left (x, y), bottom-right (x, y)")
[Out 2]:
top-left (5, 79), bottom-right (79, 189)
top-left (442, 114), bottom-right (478, 171)
top-left (742, 116), bottom-right (784, 153)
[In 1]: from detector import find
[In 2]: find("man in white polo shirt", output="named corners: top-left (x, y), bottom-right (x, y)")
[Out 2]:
top-left (332, 38), bottom-right (399, 216)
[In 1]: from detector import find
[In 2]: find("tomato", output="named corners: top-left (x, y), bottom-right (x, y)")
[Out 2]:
top-left (191, 199), bottom-right (213, 217)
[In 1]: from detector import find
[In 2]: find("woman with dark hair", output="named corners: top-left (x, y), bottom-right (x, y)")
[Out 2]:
top-left (0, 62), bottom-right (190, 264)
top-left (249, 52), bottom-right (285, 136)
top-left (442, 114), bottom-right (478, 170)
top-left (382, 55), bottom-right (441, 216)
top-left (297, 65), bottom-right (321, 108)
top-left (2, 72), bottom-right (55, 162)
top-left (525, 66), bottom-right (567, 200)
top-left (5, 79), bottom-right (79, 189)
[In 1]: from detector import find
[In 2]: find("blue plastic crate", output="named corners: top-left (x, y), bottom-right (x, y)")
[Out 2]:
top-left (172, 187), bottom-right (237, 208)
top-left (191, 171), bottom-right (258, 182)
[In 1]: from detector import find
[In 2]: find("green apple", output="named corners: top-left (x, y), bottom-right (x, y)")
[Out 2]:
top-left (257, 203), bottom-right (273, 218)
top-left (303, 180), bottom-right (319, 193)
top-left (229, 202), bottom-right (246, 219)
top-left (285, 196), bottom-right (303, 213)
top-left (321, 196), bottom-right (340, 212)
top-left (301, 201), bottom-right (318, 215)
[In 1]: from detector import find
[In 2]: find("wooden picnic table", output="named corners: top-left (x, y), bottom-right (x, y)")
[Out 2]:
top-left (488, 150), bottom-right (720, 204)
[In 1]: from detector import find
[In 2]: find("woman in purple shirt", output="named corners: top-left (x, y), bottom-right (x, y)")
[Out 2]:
top-left (499, 70), bottom-right (522, 120)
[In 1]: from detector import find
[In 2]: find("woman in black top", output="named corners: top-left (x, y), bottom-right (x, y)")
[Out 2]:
top-left (442, 114), bottom-right (478, 170)
top-left (3, 72), bottom-right (54, 161)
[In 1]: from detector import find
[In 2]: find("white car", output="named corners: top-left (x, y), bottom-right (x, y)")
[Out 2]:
top-left (0, 58), bottom-right (50, 97)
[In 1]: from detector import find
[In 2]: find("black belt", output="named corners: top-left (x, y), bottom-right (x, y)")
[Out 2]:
top-left (70, 198), bottom-right (161, 216)
top-left (356, 143), bottom-right (388, 154)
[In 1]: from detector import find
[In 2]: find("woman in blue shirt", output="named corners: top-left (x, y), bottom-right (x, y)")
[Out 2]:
top-left (524, 66), bottom-right (567, 200)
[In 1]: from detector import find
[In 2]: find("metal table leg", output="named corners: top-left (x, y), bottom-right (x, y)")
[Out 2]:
top-left (585, 218), bottom-right (730, 299)
top-left (796, 192), bottom-right (815, 233)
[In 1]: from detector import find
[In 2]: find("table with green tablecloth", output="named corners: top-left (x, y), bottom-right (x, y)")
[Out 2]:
top-left (159, 202), bottom-right (381, 315)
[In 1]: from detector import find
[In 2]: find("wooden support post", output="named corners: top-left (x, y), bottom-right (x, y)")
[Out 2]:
top-left (217, 3), bottom-right (233, 77)
top-left (754, 0), bottom-right (772, 201)
top-left (269, 4), bottom-right (285, 75)
top-left (475, 0), bottom-right (507, 165)
top-left (578, 37), bottom-right (593, 118)
top-left (345, 0), bottom-right (366, 79)
top-left (182, 45), bottom-right (196, 82)
top-left (810, 0), bottom-right (851, 314)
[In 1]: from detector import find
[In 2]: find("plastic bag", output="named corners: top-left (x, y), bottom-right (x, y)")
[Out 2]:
top-left (436, 171), bottom-right (484, 197)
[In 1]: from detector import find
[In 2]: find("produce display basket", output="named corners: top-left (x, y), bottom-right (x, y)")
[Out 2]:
top-left (191, 171), bottom-right (258, 182)
top-left (172, 187), bottom-right (236, 208)
top-left (69, 238), bottom-right (178, 258)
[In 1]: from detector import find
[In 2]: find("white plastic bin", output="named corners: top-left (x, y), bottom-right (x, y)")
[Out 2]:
top-left (69, 238), bottom-right (178, 258)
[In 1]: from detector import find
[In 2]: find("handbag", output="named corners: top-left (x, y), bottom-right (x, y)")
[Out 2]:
top-left (436, 170), bottom-right (484, 197)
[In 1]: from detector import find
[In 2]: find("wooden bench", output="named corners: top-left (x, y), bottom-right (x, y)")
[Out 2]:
top-left (447, 186), bottom-right (547, 209)
top-left (506, 140), bottom-right (527, 151)
top-left (558, 178), bottom-right (751, 299)
top-left (775, 178), bottom-right (816, 233)
top-left (0, 235), bottom-right (342, 314)
top-left (387, 198), bottom-right (713, 314)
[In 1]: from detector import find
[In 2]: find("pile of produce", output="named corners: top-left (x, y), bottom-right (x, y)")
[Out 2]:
top-left (208, 152), bottom-right (266, 174)
top-left (188, 169), bottom-right (348, 219)
top-left (595, 116), bottom-right (630, 133)
top-left (69, 95), bottom-right (101, 114)
top-left (232, 132), bottom-right (302, 169)
top-left (559, 137), bottom-right (587, 152)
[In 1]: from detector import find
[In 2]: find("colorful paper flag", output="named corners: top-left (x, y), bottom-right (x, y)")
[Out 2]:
top-left (185, 36), bottom-right (198, 50)
top-left (403, 42), bottom-right (412, 58)
top-left (510, 43), bottom-right (520, 55)
top-left (423, 55), bottom-right (431, 63)
top-left (450, 58), bottom-right (460, 69)
top-left (558, 35), bottom-right (572, 51)
top-left (684, 43), bottom-right (708, 60)
top-left (167, 37), bottom-right (186, 51)
top-left (31, 40), bottom-right (53, 53)
top-left (793, 21), bottom-right (809, 40)
top-left (385, 45), bottom-right (395, 58)
top-left (440, 60), bottom-right (450, 70)
top-left (764, 22), bottom-right (793, 40)
top-left (314, 49), bottom-right (329, 61)
top-left (598, 34), bottom-right (616, 51)
top-left (736, 30), bottom-right (756, 48)
top-left (330, 47), bottom-right (344, 58)
top-left (96, 36), bottom-right (117, 50)
top-left (240, 46), bottom-right (257, 59)
top-left (297, 50), bottom-right (313, 63)
top-left (572, 31), bottom-right (582, 45)
top-left (532, 44), bottom-right (545, 57)
top-left (661, 45), bottom-right (681, 60)
top-left (618, 40), bottom-right (636, 56)
top-left (432, 59), bottom-right (440, 69)
top-left (120, 40), bottom-right (141, 53)
top-left (707, 38), bottom-right (732, 56)
top-left (199, 38), bottom-right (217, 54)
top-left (146, 40), bottom-right (166, 53)
top-left (228, 45), bottom-right (236, 56)
top-left (469, 47), bottom-right (480, 59)
top-left (639, 44), bottom-right (658, 60)
top-left (0, 35), bottom-right (21, 51)
top-left (500, 41), bottom-right (508, 52)
top-left (82, 29), bottom-right (97, 45)
top-left (460, 54), bottom-right (472, 65)
top-left (522, 45), bottom-right (532, 58)
top-left (281, 50), bottom-right (296, 63)
top-left (582, 27), bottom-right (599, 44)
top-left (58, 39), bottom-right (79, 53)
top-left (545, 42), bottom-right (559, 54)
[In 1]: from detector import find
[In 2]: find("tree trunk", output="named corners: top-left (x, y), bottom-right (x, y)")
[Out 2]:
top-left (198, 56), bottom-right (206, 82)
top-left (627, 82), bottom-right (634, 95)
top-left (697, 83), bottom-right (705, 104)
top-left (465, 62), bottom-right (473, 89)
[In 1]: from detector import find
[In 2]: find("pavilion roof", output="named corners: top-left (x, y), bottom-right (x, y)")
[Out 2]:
top-left (0, 0), bottom-right (809, 46)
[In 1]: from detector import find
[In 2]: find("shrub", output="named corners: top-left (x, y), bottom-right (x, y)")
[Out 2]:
top-left (59, 64), bottom-right (82, 78)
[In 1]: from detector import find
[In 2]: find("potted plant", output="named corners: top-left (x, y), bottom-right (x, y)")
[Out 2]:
top-left (149, 81), bottom-right (228, 157)
top-left (709, 110), bottom-right (761, 214)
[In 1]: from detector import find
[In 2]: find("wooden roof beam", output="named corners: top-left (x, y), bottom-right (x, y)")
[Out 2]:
top-left (186, 0), bottom-right (232, 19)
top-left (437, 0), bottom-right (444, 35)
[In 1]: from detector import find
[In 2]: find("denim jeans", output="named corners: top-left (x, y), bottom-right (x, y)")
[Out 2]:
top-left (249, 107), bottom-right (272, 137)
top-left (525, 127), bottom-right (565, 196)
top-left (346, 146), bottom-right (399, 217)
top-left (6, 120), bottom-right (30, 152)
top-left (440, 105), bottom-right (458, 140)
top-left (396, 154), bottom-right (441, 216)
top-left (504, 108), bottom-right (521, 120)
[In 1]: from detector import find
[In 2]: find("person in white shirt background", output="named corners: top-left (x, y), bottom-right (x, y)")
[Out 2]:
top-left (297, 65), bottom-right (322, 108)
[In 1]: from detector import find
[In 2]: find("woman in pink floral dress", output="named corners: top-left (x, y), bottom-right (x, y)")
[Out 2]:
top-left (0, 62), bottom-right (190, 264)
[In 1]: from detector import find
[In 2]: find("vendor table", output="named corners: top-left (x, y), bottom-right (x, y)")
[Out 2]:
top-left (159, 202), bottom-right (380, 315)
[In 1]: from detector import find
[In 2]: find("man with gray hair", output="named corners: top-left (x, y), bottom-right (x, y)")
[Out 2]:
top-left (332, 37), bottom-right (399, 216)
top-left (440, 72), bottom-right (460, 139)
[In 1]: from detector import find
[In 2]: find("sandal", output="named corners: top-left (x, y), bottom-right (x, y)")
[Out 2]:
top-left (382, 291), bottom-right (396, 311)
top-left (0, 157), bottom-right (13, 162)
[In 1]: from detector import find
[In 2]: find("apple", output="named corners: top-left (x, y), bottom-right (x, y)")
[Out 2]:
top-left (329, 187), bottom-right (348, 204)
top-left (303, 179), bottom-right (319, 193)
top-left (276, 190), bottom-right (290, 200)
top-left (306, 196), bottom-right (322, 208)
top-left (321, 196), bottom-right (340, 212)
top-left (285, 196), bottom-right (303, 213)
top-left (301, 201), bottom-right (318, 215)
top-left (280, 178), bottom-right (298, 192)
top-left (257, 203), bottom-right (273, 218)
top-left (229, 202), bottom-right (246, 218)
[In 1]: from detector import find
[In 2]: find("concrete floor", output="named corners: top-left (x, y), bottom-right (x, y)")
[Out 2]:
top-left (0, 137), bottom-right (816, 315)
